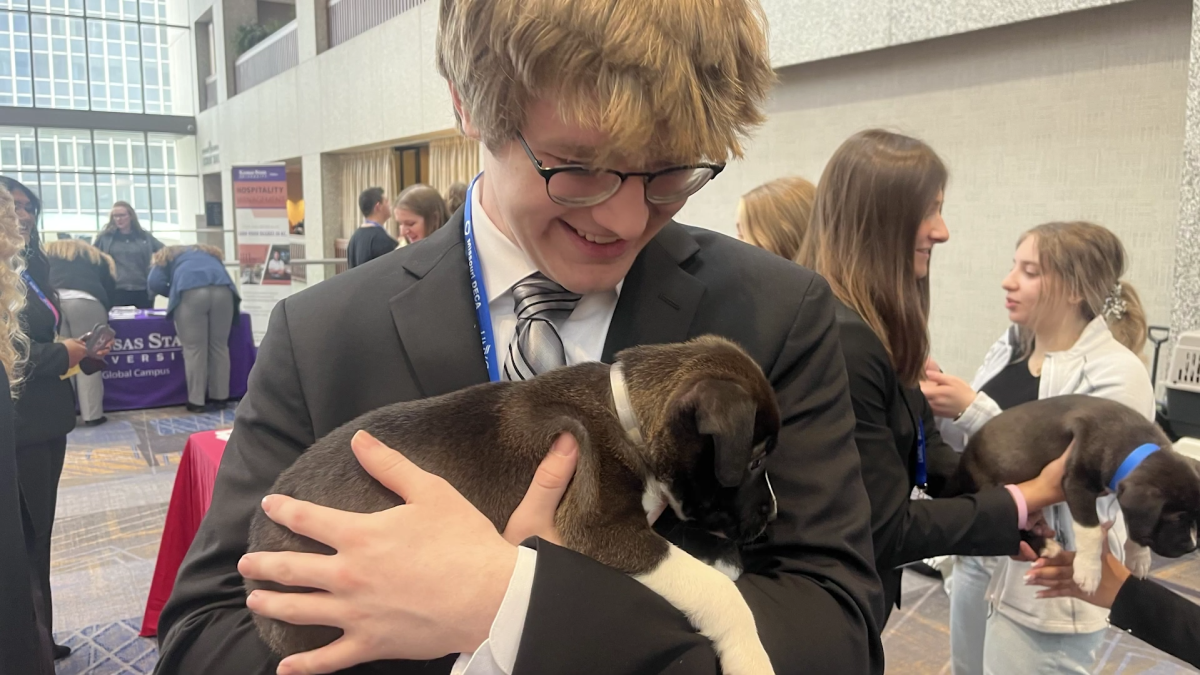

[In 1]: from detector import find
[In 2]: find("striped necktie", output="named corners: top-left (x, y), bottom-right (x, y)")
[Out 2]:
top-left (502, 273), bottom-right (582, 381)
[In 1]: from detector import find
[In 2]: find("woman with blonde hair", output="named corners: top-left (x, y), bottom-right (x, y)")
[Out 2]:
top-left (922, 221), bottom-right (1153, 674)
top-left (148, 245), bottom-right (240, 413)
top-left (0, 181), bottom-right (54, 674)
top-left (1, 175), bottom-right (92, 661)
top-left (45, 239), bottom-right (118, 426)
top-left (736, 176), bottom-right (815, 260)
top-left (392, 183), bottom-right (450, 244)
top-left (798, 129), bottom-right (1068, 626)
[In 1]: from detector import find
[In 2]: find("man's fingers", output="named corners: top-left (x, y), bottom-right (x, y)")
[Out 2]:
top-left (277, 636), bottom-right (364, 675)
top-left (257, 495), bottom-right (352, 550)
top-left (351, 431), bottom-right (440, 502)
top-left (503, 433), bottom-right (579, 545)
top-left (246, 588), bottom-right (345, 628)
top-left (238, 550), bottom-right (339, 590)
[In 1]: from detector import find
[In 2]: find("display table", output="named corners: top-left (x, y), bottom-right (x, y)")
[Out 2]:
top-left (140, 429), bottom-right (229, 637)
top-left (103, 310), bottom-right (255, 411)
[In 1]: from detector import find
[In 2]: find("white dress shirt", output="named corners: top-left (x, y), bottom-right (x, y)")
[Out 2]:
top-left (451, 179), bottom-right (620, 675)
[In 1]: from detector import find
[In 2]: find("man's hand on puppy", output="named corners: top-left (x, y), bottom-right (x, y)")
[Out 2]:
top-left (238, 430), bottom-right (579, 675)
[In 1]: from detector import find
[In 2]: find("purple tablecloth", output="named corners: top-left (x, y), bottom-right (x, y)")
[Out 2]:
top-left (101, 310), bottom-right (256, 411)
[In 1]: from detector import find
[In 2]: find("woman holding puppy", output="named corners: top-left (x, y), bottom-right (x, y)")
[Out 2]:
top-left (922, 221), bottom-right (1154, 674)
top-left (797, 129), bottom-right (1069, 628)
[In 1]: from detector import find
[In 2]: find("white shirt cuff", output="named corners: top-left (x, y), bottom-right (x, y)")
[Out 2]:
top-left (450, 545), bottom-right (538, 675)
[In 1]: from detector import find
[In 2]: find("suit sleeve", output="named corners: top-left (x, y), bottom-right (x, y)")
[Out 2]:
top-left (839, 320), bottom-right (1020, 573)
top-left (1110, 576), bottom-right (1200, 668)
top-left (26, 341), bottom-right (69, 381)
top-left (514, 274), bottom-right (885, 675)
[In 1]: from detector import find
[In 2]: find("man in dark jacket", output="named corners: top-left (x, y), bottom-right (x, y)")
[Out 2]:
top-left (346, 187), bottom-right (398, 269)
top-left (154, 1), bottom-right (885, 673)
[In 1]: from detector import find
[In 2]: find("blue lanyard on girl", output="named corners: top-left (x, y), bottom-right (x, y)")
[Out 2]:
top-left (915, 414), bottom-right (928, 489)
top-left (463, 173), bottom-right (501, 382)
top-left (22, 271), bottom-right (60, 327)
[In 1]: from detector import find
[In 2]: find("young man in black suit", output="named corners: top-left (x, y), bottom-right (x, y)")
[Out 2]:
top-left (154, 0), bottom-right (886, 673)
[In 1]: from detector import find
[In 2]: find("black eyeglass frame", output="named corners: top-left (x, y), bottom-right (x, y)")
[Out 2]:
top-left (516, 131), bottom-right (725, 207)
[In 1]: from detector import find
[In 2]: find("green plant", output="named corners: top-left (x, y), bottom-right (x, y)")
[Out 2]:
top-left (235, 21), bottom-right (282, 56)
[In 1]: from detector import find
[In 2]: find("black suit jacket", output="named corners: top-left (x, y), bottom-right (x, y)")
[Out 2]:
top-left (1110, 576), bottom-right (1200, 667)
top-left (835, 304), bottom-right (1020, 624)
top-left (155, 220), bottom-right (885, 674)
top-left (15, 279), bottom-right (74, 446)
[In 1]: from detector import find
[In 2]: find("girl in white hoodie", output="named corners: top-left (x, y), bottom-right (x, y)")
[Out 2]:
top-left (922, 221), bottom-right (1153, 675)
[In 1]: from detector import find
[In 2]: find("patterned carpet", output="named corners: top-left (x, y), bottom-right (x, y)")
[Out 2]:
top-left (47, 405), bottom-right (1200, 674)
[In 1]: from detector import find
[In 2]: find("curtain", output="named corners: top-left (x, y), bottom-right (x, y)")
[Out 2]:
top-left (339, 148), bottom-right (401, 239)
top-left (428, 135), bottom-right (481, 194)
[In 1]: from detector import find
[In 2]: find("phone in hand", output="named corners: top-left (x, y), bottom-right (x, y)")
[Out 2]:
top-left (83, 323), bottom-right (116, 358)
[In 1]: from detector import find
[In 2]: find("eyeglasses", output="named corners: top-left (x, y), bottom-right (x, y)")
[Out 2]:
top-left (517, 132), bottom-right (724, 208)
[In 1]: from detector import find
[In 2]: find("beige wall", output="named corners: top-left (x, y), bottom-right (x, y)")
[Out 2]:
top-left (676, 0), bottom-right (1189, 378)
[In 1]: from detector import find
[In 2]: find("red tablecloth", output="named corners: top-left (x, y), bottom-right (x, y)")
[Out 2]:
top-left (140, 430), bottom-right (228, 637)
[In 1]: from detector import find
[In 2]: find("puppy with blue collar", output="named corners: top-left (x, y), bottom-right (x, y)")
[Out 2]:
top-left (247, 335), bottom-right (780, 675)
top-left (944, 394), bottom-right (1199, 593)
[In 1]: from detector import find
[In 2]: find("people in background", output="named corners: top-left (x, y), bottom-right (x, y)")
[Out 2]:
top-left (1026, 522), bottom-right (1200, 669)
top-left (445, 181), bottom-right (468, 214)
top-left (737, 176), bottom-right (815, 260)
top-left (1, 176), bottom-right (99, 662)
top-left (393, 183), bottom-right (450, 244)
top-left (0, 181), bottom-right (54, 675)
top-left (796, 130), bottom-right (1067, 627)
top-left (93, 202), bottom-right (163, 309)
top-left (148, 245), bottom-right (240, 414)
top-left (923, 221), bottom-right (1153, 675)
top-left (45, 239), bottom-right (117, 427)
top-left (346, 187), bottom-right (398, 269)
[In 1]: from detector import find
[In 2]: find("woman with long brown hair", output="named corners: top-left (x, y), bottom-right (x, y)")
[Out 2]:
top-left (922, 221), bottom-right (1154, 674)
top-left (93, 201), bottom-right (163, 308)
top-left (736, 176), bottom-right (815, 260)
top-left (392, 183), bottom-right (450, 244)
top-left (797, 129), bottom-right (1067, 627)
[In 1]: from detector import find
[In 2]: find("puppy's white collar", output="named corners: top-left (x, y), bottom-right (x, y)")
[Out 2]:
top-left (610, 362), bottom-right (644, 446)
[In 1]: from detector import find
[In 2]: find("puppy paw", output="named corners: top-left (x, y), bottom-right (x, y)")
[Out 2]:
top-left (1039, 539), bottom-right (1063, 558)
top-left (1073, 552), bottom-right (1103, 594)
top-left (1125, 541), bottom-right (1152, 579)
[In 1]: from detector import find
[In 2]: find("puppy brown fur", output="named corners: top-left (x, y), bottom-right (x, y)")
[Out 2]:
top-left (246, 336), bottom-right (780, 661)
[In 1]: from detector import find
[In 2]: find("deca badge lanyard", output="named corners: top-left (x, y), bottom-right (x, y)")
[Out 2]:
top-left (21, 270), bottom-right (60, 327)
top-left (463, 173), bottom-right (501, 383)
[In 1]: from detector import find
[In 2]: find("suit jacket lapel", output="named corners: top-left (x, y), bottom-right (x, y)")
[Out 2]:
top-left (389, 215), bottom-right (490, 397)
top-left (602, 223), bottom-right (705, 362)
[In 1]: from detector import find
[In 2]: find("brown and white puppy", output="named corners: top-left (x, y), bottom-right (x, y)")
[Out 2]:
top-left (246, 335), bottom-right (780, 675)
top-left (944, 394), bottom-right (1200, 592)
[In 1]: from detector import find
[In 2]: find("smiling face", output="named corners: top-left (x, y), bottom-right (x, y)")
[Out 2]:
top-left (394, 208), bottom-right (427, 243)
top-left (913, 191), bottom-right (948, 279)
top-left (468, 99), bottom-right (690, 294)
top-left (11, 187), bottom-right (35, 243)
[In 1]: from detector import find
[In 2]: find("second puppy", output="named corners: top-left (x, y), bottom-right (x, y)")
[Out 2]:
top-left (944, 394), bottom-right (1200, 592)
top-left (247, 335), bottom-right (780, 675)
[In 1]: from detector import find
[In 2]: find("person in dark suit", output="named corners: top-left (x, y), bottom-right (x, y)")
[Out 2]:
top-left (2, 176), bottom-right (97, 661)
top-left (796, 130), bottom-right (1068, 627)
top-left (0, 181), bottom-right (54, 675)
top-left (154, 2), bottom-right (885, 673)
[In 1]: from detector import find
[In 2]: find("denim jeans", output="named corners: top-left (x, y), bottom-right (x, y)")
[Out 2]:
top-left (949, 555), bottom-right (1105, 675)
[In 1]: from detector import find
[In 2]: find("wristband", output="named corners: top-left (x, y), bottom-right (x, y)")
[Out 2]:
top-left (1005, 484), bottom-right (1029, 530)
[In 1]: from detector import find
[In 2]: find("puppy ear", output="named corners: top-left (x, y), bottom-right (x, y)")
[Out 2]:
top-left (1119, 481), bottom-right (1165, 543)
top-left (673, 378), bottom-right (757, 488)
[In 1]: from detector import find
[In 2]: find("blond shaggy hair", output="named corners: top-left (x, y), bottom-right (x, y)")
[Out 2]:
top-left (152, 244), bottom-right (225, 267)
top-left (0, 184), bottom-right (29, 391)
top-left (44, 239), bottom-right (117, 279)
top-left (436, 0), bottom-right (775, 166)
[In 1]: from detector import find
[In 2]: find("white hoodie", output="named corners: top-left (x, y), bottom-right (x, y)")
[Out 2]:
top-left (940, 316), bottom-right (1154, 634)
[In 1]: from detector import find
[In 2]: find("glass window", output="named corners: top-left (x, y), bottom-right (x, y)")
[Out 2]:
top-left (0, 11), bottom-right (33, 106)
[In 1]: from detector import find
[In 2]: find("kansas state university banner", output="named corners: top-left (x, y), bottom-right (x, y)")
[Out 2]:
top-left (233, 165), bottom-right (291, 344)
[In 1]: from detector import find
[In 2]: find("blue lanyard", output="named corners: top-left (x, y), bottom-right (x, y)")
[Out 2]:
top-left (463, 174), bottom-right (500, 382)
top-left (915, 414), bottom-right (928, 489)
top-left (21, 271), bottom-right (59, 327)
